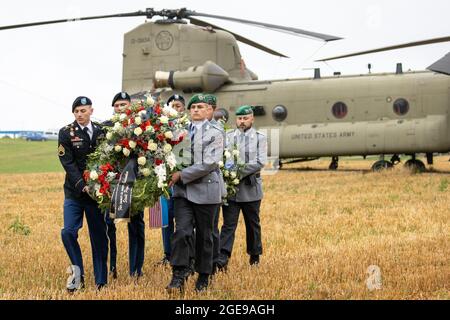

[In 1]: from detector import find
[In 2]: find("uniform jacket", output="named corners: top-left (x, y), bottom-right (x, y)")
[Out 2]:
top-left (172, 121), bottom-right (225, 204)
top-left (58, 120), bottom-right (105, 201)
top-left (227, 127), bottom-right (267, 202)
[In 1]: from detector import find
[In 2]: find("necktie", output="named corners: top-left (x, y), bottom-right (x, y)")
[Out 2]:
top-left (190, 125), bottom-right (196, 164)
top-left (83, 127), bottom-right (91, 141)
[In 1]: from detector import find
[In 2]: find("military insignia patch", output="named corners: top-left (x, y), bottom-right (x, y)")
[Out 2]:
top-left (58, 144), bottom-right (65, 157)
top-left (81, 97), bottom-right (87, 105)
top-left (121, 92), bottom-right (126, 99)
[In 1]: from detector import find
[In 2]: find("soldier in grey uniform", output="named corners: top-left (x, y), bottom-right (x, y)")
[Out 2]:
top-left (217, 105), bottom-right (267, 269)
top-left (205, 94), bottom-right (226, 275)
top-left (166, 93), bottom-right (225, 293)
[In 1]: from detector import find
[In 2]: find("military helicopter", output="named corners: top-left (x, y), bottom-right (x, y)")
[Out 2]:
top-left (2, 8), bottom-right (450, 171)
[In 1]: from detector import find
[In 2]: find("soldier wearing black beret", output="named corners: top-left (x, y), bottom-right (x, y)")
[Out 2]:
top-left (58, 96), bottom-right (108, 292)
top-left (102, 91), bottom-right (146, 280)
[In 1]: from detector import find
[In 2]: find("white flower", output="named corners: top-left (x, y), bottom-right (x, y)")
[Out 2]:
top-left (106, 172), bottom-right (116, 181)
top-left (138, 110), bottom-right (147, 117)
top-left (166, 152), bottom-right (177, 170)
top-left (224, 150), bottom-right (232, 159)
top-left (106, 132), bottom-right (113, 140)
top-left (164, 131), bottom-right (173, 139)
top-left (137, 156), bottom-right (146, 166)
top-left (96, 190), bottom-right (103, 197)
top-left (135, 116), bottom-right (142, 125)
top-left (112, 114), bottom-right (120, 122)
top-left (232, 178), bottom-right (240, 185)
top-left (230, 171), bottom-right (237, 179)
top-left (119, 113), bottom-right (127, 121)
top-left (141, 168), bottom-right (151, 177)
top-left (129, 140), bottom-right (137, 149)
top-left (218, 161), bottom-right (224, 168)
top-left (146, 96), bottom-right (155, 106)
top-left (123, 148), bottom-right (130, 157)
top-left (148, 142), bottom-right (157, 151)
top-left (163, 105), bottom-right (178, 118)
top-left (113, 122), bottom-right (122, 130)
top-left (224, 170), bottom-right (229, 177)
top-left (163, 143), bottom-right (172, 153)
top-left (154, 164), bottom-right (167, 189)
top-left (159, 115), bottom-right (169, 124)
top-left (146, 126), bottom-right (154, 133)
top-left (89, 171), bottom-right (98, 180)
top-left (232, 149), bottom-right (240, 157)
top-left (114, 145), bottom-right (122, 152)
top-left (134, 127), bottom-right (143, 136)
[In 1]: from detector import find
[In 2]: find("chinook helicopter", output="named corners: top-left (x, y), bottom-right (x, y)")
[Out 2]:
top-left (2, 8), bottom-right (450, 171)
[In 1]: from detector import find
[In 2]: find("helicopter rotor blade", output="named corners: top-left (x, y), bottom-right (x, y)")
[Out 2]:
top-left (0, 11), bottom-right (149, 31)
top-left (184, 10), bottom-right (342, 42)
top-left (316, 36), bottom-right (450, 62)
top-left (189, 17), bottom-right (289, 58)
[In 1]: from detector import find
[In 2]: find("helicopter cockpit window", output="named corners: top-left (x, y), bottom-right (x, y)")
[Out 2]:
top-left (272, 105), bottom-right (288, 122)
top-left (332, 102), bottom-right (348, 119)
top-left (393, 98), bottom-right (409, 116)
top-left (214, 108), bottom-right (229, 123)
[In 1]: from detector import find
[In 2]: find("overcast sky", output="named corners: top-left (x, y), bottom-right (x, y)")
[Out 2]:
top-left (0, 0), bottom-right (449, 131)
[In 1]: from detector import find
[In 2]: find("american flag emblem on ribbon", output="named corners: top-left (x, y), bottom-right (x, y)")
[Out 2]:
top-left (147, 196), bottom-right (169, 229)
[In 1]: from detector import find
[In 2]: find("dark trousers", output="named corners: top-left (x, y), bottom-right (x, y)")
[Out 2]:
top-left (218, 200), bottom-right (262, 266)
top-left (162, 196), bottom-right (175, 258)
top-left (128, 212), bottom-right (145, 276)
top-left (105, 211), bottom-right (145, 276)
top-left (170, 197), bottom-right (218, 274)
top-left (105, 213), bottom-right (117, 271)
top-left (61, 198), bottom-right (108, 285)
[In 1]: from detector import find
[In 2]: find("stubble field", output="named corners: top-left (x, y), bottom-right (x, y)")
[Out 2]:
top-left (0, 153), bottom-right (449, 300)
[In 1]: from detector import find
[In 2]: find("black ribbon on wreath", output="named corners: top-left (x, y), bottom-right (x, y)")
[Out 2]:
top-left (110, 157), bottom-right (138, 222)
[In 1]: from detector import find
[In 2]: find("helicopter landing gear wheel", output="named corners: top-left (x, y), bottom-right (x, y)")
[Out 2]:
top-left (371, 160), bottom-right (393, 171)
top-left (329, 156), bottom-right (338, 170)
top-left (404, 159), bottom-right (426, 173)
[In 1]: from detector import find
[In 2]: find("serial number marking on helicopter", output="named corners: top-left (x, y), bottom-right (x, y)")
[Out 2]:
top-left (155, 31), bottom-right (174, 50)
top-left (291, 131), bottom-right (355, 140)
top-left (130, 37), bottom-right (151, 44)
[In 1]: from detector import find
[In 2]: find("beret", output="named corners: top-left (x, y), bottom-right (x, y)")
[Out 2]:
top-left (111, 92), bottom-right (131, 106)
top-left (235, 105), bottom-right (253, 116)
top-left (187, 93), bottom-right (208, 109)
top-left (72, 96), bottom-right (92, 112)
top-left (167, 94), bottom-right (185, 105)
top-left (205, 94), bottom-right (217, 106)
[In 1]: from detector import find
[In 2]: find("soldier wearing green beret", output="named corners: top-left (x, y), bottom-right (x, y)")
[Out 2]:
top-left (217, 105), bottom-right (267, 270)
top-left (202, 94), bottom-right (226, 275)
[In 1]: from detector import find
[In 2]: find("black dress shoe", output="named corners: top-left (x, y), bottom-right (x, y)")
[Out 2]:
top-left (96, 283), bottom-right (106, 291)
top-left (195, 273), bottom-right (209, 292)
top-left (249, 255), bottom-right (260, 266)
top-left (155, 256), bottom-right (170, 266)
top-left (166, 267), bottom-right (189, 294)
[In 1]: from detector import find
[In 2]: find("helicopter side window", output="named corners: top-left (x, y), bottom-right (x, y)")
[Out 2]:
top-left (332, 102), bottom-right (348, 119)
top-left (272, 105), bottom-right (288, 122)
top-left (393, 98), bottom-right (409, 116)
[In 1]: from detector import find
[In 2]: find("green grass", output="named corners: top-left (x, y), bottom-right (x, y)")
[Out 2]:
top-left (0, 139), bottom-right (63, 174)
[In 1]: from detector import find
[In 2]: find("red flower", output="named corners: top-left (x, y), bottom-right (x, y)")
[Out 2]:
top-left (118, 138), bottom-right (130, 148)
top-left (155, 158), bottom-right (163, 166)
top-left (154, 105), bottom-right (161, 115)
top-left (125, 109), bottom-right (132, 116)
top-left (157, 134), bottom-right (165, 142)
top-left (83, 170), bottom-right (90, 182)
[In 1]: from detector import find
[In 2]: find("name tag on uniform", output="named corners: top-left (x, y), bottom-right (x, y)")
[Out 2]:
top-left (72, 141), bottom-right (84, 147)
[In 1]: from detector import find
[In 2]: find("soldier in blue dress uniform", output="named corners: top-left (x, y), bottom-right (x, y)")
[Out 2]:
top-left (58, 96), bottom-right (108, 291)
